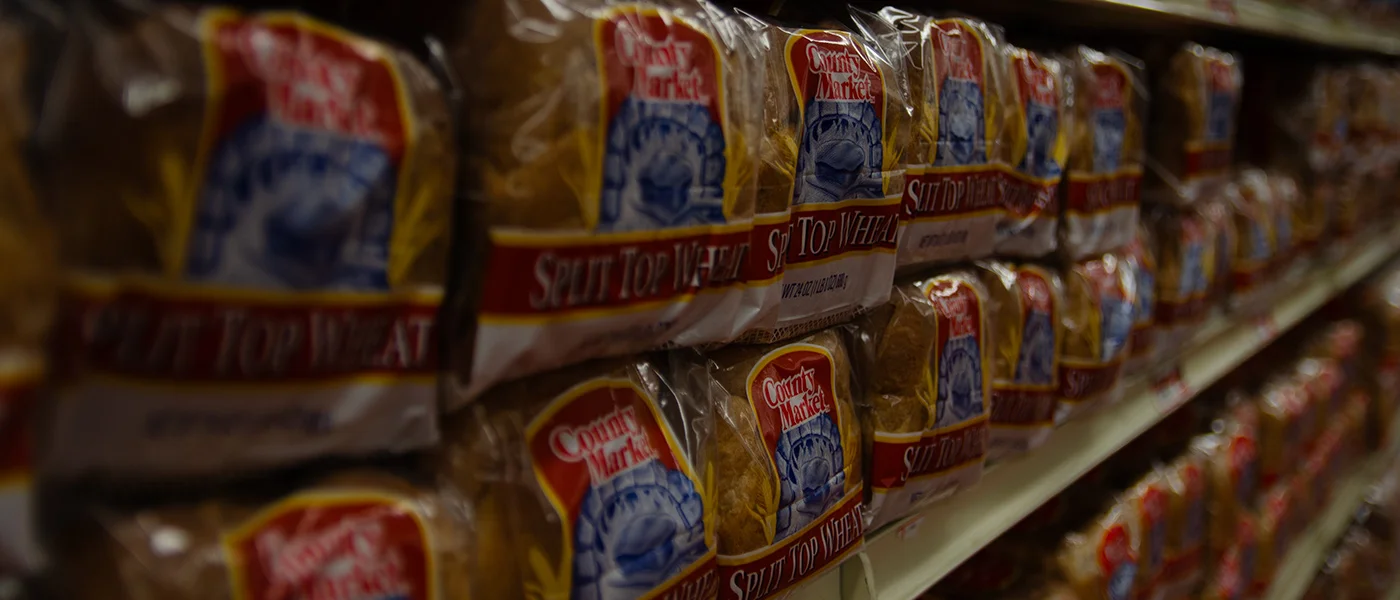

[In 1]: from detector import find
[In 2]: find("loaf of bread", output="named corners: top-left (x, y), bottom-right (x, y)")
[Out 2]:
top-left (1146, 43), bottom-right (1241, 206)
top-left (1055, 498), bottom-right (1143, 600)
top-left (1125, 470), bottom-right (1170, 598)
top-left (1148, 204), bottom-right (1215, 353)
top-left (36, 5), bottom-right (454, 480)
top-left (56, 471), bottom-right (472, 600)
top-left (439, 356), bottom-right (718, 600)
top-left (1056, 252), bottom-right (1136, 422)
top-left (1123, 224), bottom-right (1158, 376)
top-left (996, 46), bottom-right (1068, 258)
top-left (1160, 447), bottom-right (1208, 598)
top-left (1254, 481), bottom-right (1301, 595)
top-left (1268, 172), bottom-right (1301, 276)
top-left (1231, 171), bottom-right (1280, 313)
top-left (740, 13), bottom-right (910, 343)
top-left (1257, 376), bottom-right (1310, 489)
top-left (1061, 47), bottom-right (1146, 260)
top-left (978, 262), bottom-right (1063, 459)
top-left (853, 270), bottom-right (992, 529)
top-left (1202, 401), bottom-right (1260, 563)
top-left (449, 0), bottom-right (766, 403)
top-left (707, 329), bottom-right (863, 599)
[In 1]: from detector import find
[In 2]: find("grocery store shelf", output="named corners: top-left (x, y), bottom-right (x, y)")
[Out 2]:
top-left (1263, 439), bottom-right (1400, 599)
top-left (801, 225), bottom-right (1400, 600)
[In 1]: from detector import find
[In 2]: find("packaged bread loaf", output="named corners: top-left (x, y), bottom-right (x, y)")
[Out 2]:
top-left (439, 356), bottom-right (719, 600)
top-left (1160, 447), bottom-right (1208, 598)
top-left (1230, 173), bottom-right (1279, 312)
top-left (1199, 513), bottom-right (1257, 600)
top-left (875, 10), bottom-right (1010, 269)
top-left (35, 5), bottom-right (451, 480)
top-left (1253, 481), bottom-right (1300, 595)
top-left (1123, 224), bottom-right (1158, 376)
top-left (1257, 376), bottom-right (1311, 489)
top-left (1146, 43), bottom-right (1241, 206)
top-left (706, 329), bottom-right (863, 599)
top-left (739, 11), bottom-right (911, 343)
top-left (1057, 252), bottom-right (1136, 423)
top-left (1202, 402), bottom-right (1260, 562)
top-left (1125, 470), bottom-right (1171, 599)
top-left (977, 263), bottom-right (1063, 459)
top-left (1055, 498), bottom-right (1143, 600)
top-left (1268, 172), bottom-right (1301, 275)
top-left (449, 0), bottom-right (766, 403)
top-left (1149, 205), bottom-right (1214, 353)
top-left (1199, 197), bottom-right (1236, 312)
top-left (55, 471), bottom-right (472, 600)
top-left (997, 46), bottom-right (1068, 258)
top-left (1060, 47), bottom-right (1146, 260)
top-left (852, 270), bottom-right (992, 529)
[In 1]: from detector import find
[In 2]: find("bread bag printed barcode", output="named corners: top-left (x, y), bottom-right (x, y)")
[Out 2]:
top-left (1146, 43), bottom-right (1241, 206)
top-left (1056, 252), bottom-right (1136, 423)
top-left (449, 0), bottom-right (765, 404)
top-left (1160, 448), bottom-right (1208, 598)
top-left (1060, 47), bottom-right (1146, 260)
top-left (1055, 499), bottom-right (1143, 600)
top-left (35, 6), bottom-right (452, 480)
top-left (738, 11), bottom-right (910, 343)
top-left (1123, 224), bottom-right (1158, 376)
top-left (1148, 205), bottom-right (1214, 354)
top-left (55, 471), bottom-right (472, 600)
top-left (1125, 470), bottom-right (1170, 599)
top-left (1230, 174), bottom-right (1278, 313)
top-left (977, 262), bottom-right (1063, 460)
top-left (997, 46), bottom-right (1068, 258)
top-left (440, 356), bottom-right (718, 600)
top-left (703, 329), bottom-right (862, 600)
top-left (876, 10), bottom-right (1010, 269)
top-left (853, 271), bottom-right (991, 529)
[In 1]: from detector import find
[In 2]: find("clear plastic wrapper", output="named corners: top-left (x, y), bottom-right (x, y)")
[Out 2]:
top-left (1147, 205), bottom-right (1214, 354)
top-left (738, 10), bottom-right (911, 343)
top-left (1125, 469), bottom-right (1170, 599)
top-left (1200, 402), bottom-right (1260, 564)
top-left (1231, 171), bottom-right (1280, 313)
top-left (705, 329), bottom-right (863, 600)
top-left (851, 270), bottom-right (992, 529)
top-left (996, 46), bottom-right (1068, 258)
top-left (1055, 497), bottom-right (1143, 600)
top-left (1056, 252), bottom-right (1136, 423)
top-left (54, 471), bottom-right (473, 600)
top-left (1268, 172), bottom-right (1302, 275)
top-left (439, 355), bottom-right (718, 600)
top-left (1268, 67), bottom-right (1349, 255)
top-left (448, 0), bottom-right (766, 404)
top-left (1060, 46), bottom-right (1146, 260)
top-left (1160, 447), bottom-right (1208, 598)
top-left (1253, 480), bottom-right (1300, 596)
top-left (37, 4), bottom-right (453, 480)
top-left (1123, 224), bottom-right (1158, 376)
top-left (874, 10), bottom-right (1012, 269)
top-left (1146, 43), bottom-right (1241, 207)
top-left (1198, 512), bottom-right (1257, 600)
top-left (1198, 197), bottom-right (1237, 314)
top-left (1257, 376), bottom-right (1311, 489)
top-left (978, 262), bottom-right (1063, 460)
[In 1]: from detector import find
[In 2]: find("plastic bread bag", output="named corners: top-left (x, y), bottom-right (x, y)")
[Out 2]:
top-left (1056, 252), bottom-right (1136, 424)
top-left (1123, 223), bottom-right (1158, 376)
top-left (701, 329), bottom-right (864, 600)
top-left (446, 0), bottom-right (767, 405)
top-left (1230, 172), bottom-right (1279, 314)
top-left (1145, 43), bottom-right (1241, 207)
top-left (33, 4), bottom-right (454, 480)
top-left (1308, 320), bottom-right (1365, 389)
top-left (737, 9), bottom-right (911, 343)
top-left (1252, 480), bottom-right (1300, 596)
top-left (976, 262), bottom-right (1063, 460)
top-left (1159, 446), bottom-right (1209, 598)
top-left (850, 270), bottom-right (992, 530)
top-left (438, 354), bottom-right (719, 600)
top-left (1267, 172), bottom-right (1302, 276)
top-left (1257, 376), bottom-right (1311, 490)
top-left (1198, 512), bottom-right (1257, 600)
top-left (1147, 205), bottom-right (1213, 354)
top-left (1198, 406), bottom-right (1260, 562)
top-left (1059, 46), bottom-right (1147, 260)
top-left (1054, 498), bottom-right (1143, 600)
top-left (1267, 67), bottom-right (1348, 256)
top-left (52, 470), bottom-right (473, 600)
top-left (996, 46), bottom-right (1069, 258)
top-left (873, 10), bottom-right (1012, 269)
top-left (1125, 469), bottom-right (1171, 598)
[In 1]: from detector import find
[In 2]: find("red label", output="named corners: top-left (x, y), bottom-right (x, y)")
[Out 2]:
top-left (601, 12), bottom-right (721, 124)
top-left (1093, 64), bottom-right (1128, 110)
top-left (59, 284), bottom-right (437, 382)
top-left (1098, 524), bottom-right (1137, 586)
top-left (1141, 486), bottom-right (1168, 571)
top-left (1015, 54), bottom-right (1058, 107)
top-left (1002, 170), bottom-right (1058, 217)
top-left (990, 388), bottom-right (1055, 426)
top-left (1059, 361), bottom-right (1123, 402)
top-left (0, 373), bottom-right (38, 475)
top-left (718, 492), bottom-right (862, 600)
top-left (785, 203), bottom-right (900, 267)
top-left (1229, 435), bottom-right (1258, 506)
top-left (1066, 173), bottom-right (1141, 212)
top-left (868, 420), bottom-right (989, 489)
top-left (788, 31), bottom-right (883, 119)
top-left (747, 348), bottom-right (839, 458)
top-left (227, 497), bottom-right (432, 600)
top-left (482, 229), bottom-right (752, 316)
top-left (933, 21), bottom-right (984, 87)
top-left (903, 168), bottom-right (1003, 218)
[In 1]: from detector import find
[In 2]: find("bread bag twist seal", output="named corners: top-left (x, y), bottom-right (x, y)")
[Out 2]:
top-left (739, 12), bottom-right (910, 343)
top-left (450, 0), bottom-right (765, 404)
top-left (440, 356), bottom-right (718, 600)
top-left (1056, 252), bottom-right (1136, 423)
top-left (705, 329), bottom-right (863, 600)
top-left (979, 263), bottom-right (1064, 460)
top-left (1060, 47), bottom-right (1146, 260)
top-left (996, 47), bottom-right (1069, 258)
top-left (853, 270), bottom-right (992, 530)
top-left (36, 5), bottom-right (453, 480)
top-left (876, 10), bottom-right (1010, 269)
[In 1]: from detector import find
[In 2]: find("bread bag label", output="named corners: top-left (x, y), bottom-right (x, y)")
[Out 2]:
top-left (997, 51), bottom-right (1063, 256)
top-left (471, 7), bottom-right (756, 400)
top-left (1099, 523), bottom-right (1139, 600)
top-left (225, 493), bottom-right (434, 600)
top-left (1157, 217), bottom-right (1209, 326)
top-left (768, 30), bottom-right (899, 337)
top-left (528, 378), bottom-right (717, 600)
top-left (1227, 434), bottom-right (1258, 507)
top-left (989, 267), bottom-right (1058, 455)
top-left (898, 20), bottom-right (1000, 268)
top-left (1231, 213), bottom-right (1273, 294)
top-left (1125, 237), bottom-right (1155, 364)
top-left (1162, 462), bottom-right (1206, 589)
top-left (1065, 62), bottom-right (1141, 258)
top-left (1057, 261), bottom-right (1131, 418)
top-left (868, 278), bottom-right (989, 528)
top-left (0, 354), bottom-right (41, 574)
top-left (1137, 484), bottom-right (1168, 594)
top-left (720, 345), bottom-right (862, 600)
top-left (1183, 56), bottom-right (1237, 182)
top-left (47, 12), bottom-right (442, 478)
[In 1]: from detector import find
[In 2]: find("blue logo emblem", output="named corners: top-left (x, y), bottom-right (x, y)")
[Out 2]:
top-left (774, 413), bottom-right (845, 540)
top-left (600, 99), bottom-right (727, 232)
top-left (795, 100), bottom-right (884, 205)
top-left (936, 79), bottom-right (987, 167)
top-left (1021, 100), bottom-right (1061, 179)
top-left (1015, 311), bottom-right (1056, 386)
top-left (938, 336), bottom-right (985, 428)
top-left (1092, 108), bottom-right (1125, 173)
top-left (1100, 296), bottom-right (1133, 361)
